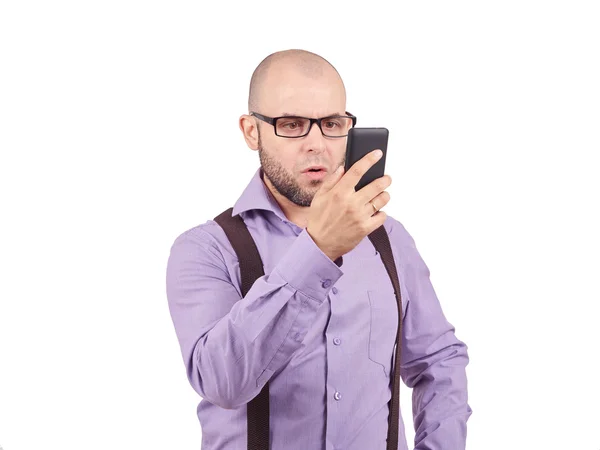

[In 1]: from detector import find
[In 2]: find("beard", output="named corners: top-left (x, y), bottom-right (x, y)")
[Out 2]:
top-left (257, 129), bottom-right (344, 208)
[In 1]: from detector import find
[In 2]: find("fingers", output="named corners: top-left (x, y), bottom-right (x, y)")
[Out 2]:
top-left (337, 149), bottom-right (383, 192)
top-left (358, 173), bottom-right (392, 206)
top-left (365, 190), bottom-right (391, 215)
top-left (366, 209), bottom-right (388, 231)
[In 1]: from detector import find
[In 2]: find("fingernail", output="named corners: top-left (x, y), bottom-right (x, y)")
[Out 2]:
top-left (375, 150), bottom-right (383, 158)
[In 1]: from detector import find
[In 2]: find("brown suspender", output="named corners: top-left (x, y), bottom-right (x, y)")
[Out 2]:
top-left (214, 207), bottom-right (403, 450)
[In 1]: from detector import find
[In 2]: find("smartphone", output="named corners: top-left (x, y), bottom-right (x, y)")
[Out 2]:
top-left (344, 127), bottom-right (389, 191)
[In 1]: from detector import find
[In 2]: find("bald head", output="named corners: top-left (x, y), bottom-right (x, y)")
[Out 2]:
top-left (248, 49), bottom-right (345, 114)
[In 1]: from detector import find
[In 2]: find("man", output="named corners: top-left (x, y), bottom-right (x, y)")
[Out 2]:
top-left (166, 49), bottom-right (472, 449)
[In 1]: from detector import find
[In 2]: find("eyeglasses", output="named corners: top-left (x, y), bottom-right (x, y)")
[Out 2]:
top-left (250, 111), bottom-right (357, 138)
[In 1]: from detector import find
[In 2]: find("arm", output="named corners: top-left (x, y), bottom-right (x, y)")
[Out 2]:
top-left (390, 219), bottom-right (473, 449)
top-left (165, 226), bottom-right (343, 410)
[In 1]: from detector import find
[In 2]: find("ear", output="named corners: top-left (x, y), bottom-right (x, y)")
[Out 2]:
top-left (239, 114), bottom-right (259, 150)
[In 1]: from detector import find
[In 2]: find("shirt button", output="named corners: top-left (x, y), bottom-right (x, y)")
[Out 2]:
top-left (333, 337), bottom-right (341, 345)
top-left (334, 391), bottom-right (342, 401)
top-left (332, 287), bottom-right (338, 294)
top-left (322, 279), bottom-right (332, 288)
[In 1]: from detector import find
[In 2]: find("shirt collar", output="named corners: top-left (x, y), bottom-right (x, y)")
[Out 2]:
top-left (232, 166), bottom-right (291, 225)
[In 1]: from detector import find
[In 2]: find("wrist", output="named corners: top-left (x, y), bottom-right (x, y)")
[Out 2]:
top-left (306, 227), bottom-right (337, 261)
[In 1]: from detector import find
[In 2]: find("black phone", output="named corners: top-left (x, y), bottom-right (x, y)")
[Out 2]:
top-left (344, 127), bottom-right (389, 191)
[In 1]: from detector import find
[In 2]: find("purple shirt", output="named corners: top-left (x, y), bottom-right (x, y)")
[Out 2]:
top-left (166, 167), bottom-right (472, 449)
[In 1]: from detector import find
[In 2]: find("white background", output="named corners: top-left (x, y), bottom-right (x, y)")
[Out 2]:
top-left (1, 1), bottom-right (599, 449)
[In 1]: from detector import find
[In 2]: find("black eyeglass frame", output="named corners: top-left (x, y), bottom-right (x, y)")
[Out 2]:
top-left (250, 111), bottom-right (357, 138)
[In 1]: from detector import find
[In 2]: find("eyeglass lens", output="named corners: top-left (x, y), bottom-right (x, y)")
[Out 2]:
top-left (276, 117), bottom-right (353, 137)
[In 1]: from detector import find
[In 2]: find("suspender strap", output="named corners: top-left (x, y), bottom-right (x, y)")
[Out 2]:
top-left (368, 226), bottom-right (403, 450)
top-left (213, 207), bottom-right (403, 450)
top-left (213, 207), bottom-right (270, 450)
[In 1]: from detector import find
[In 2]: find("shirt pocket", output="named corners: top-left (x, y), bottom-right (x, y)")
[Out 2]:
top-left (367, 289), bottom-right (404, 377)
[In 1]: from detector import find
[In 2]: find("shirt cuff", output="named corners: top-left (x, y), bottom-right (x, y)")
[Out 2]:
top-left (273, 228), bottom-right (344, 303)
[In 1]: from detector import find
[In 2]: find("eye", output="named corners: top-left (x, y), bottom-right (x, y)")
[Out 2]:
top-left (277, 120), bottom-right (303, 130)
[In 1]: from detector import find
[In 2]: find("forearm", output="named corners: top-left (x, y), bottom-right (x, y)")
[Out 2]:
top-left (167, 228), bottom-right (343, 410)
top-left (191, 269), bottom-right (330, 409)
top-left (410, 338), bottom-right (472, 449)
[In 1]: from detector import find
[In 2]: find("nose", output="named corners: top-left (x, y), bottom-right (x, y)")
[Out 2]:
top-left (304, 120), bottom-right (328, 150)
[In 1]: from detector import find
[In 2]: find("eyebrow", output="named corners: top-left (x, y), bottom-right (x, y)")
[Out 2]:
top-left (280, 112), bottom-right (344, 118)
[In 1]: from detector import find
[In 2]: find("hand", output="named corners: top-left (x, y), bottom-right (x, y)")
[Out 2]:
top-left (306, 149), bottom-right (392, 261)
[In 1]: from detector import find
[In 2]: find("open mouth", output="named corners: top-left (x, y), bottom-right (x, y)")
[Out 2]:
top-left (303, 168), bottom-right (327, 180)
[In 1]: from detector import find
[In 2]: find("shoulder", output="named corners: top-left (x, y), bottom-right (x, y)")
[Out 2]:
top-left (382, 214), bottom-right (431, 278)
top-left (168, 215), bottom-right (244, 266)
top-left (382, 214), bottom-right (417, 250)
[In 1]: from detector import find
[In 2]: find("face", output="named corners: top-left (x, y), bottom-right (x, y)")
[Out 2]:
top-left (256, 127), bottom-right (346, 207)
top-left (250, 67), bottom-right (348, 207)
